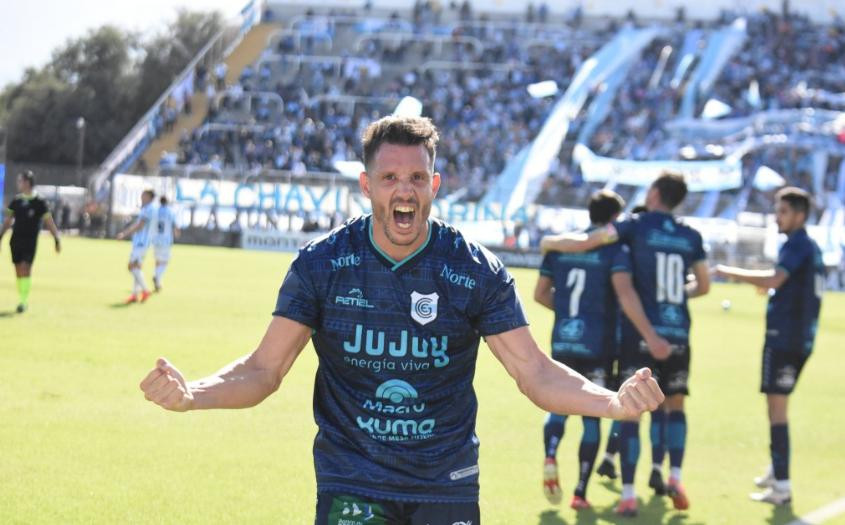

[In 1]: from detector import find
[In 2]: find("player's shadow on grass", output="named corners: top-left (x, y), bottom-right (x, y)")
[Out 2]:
top-left (767, 503), bottom-right (798, 525)
top-left (108, 302), bottom-right (133, 309)
top-left (0, 310), bottom-right (17, 318)
top-left (599, 478), bottom-right (621, 494)
top-left (538, 509), bottom-right (567, 525)
top-left (538, 496), bottom-right (705, 525)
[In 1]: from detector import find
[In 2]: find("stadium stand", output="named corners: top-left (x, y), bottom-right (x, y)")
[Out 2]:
top-left (93, 1), bottom-right (843, 287)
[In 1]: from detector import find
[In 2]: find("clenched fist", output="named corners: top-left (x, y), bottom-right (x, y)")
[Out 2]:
top-left (140, 358), bottom-right (193, 412)
top-left (608, 368), bottom-right (664, 420)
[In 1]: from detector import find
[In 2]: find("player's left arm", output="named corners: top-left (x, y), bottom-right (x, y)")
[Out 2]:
top-left (685, 260), bottom-right (710, 298)
top-left (0, 211), bottom-right (12, 249)
top-left (540, 224), bottom-right (617, 254)
top-left (486, 326), bottom-right (664, 420)
top-left (713, 264), bottom-right (788, 290)
top-left (42, 214), bottom-right (61, 253)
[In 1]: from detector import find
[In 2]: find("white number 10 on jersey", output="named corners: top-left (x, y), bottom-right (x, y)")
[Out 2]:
top-left (656, 252), bottom-right (684, 304)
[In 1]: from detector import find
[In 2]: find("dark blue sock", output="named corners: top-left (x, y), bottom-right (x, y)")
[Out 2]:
top-left (544, 413), bottom-right (567, 458)
top-left (605, 420), bottom-right (622, 455)
top-left (667, 411), bottom-right (687, 469)
top-left (770, 423), bottom-right (790, 481)
top-left (650, 410), bottom-right (667, 467)
top-left (620, 421), bottom-right (640, 484)
top-left (575, 417), bottom-right (601, 498)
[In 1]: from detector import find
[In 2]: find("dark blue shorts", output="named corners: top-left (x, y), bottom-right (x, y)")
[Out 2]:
top-left (315, 493), bottom-right (479, 525)
top-left (619, 337), bottom-right (690, 396)
top-left (761, 347), bottom-right (810, 395)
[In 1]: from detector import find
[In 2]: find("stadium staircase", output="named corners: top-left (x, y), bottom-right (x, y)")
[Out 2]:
top-left (139, 23), bottom-right (281, 170)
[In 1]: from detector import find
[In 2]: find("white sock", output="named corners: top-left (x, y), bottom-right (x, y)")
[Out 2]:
top-left (652, 463), bottom-right (662, 472)
top-left (154, 263), bottom-right (167, 283)
top-left (774, 479), bottom-right (791, 492)
top-left (670, 467), bottom-right (682, 482)
top-left (622, 484), bottom-right (635, 500)
top-left (131, 268), bottom-right (147, 293)
top-left (604, 453), bottom-right (615, 462)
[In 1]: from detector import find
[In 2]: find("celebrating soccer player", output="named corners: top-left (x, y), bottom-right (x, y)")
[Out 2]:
top-left (714, 187), bottom-right (825, 506)
top-left (116, 189), bottom-right (156, 303)
top-left (541, 172), bottom-right (710, 516)
top-left (0, 170), bottom-right (61, 313)
top-left (535, 190), bottom-right (671, 510)
top-left (139, 116), bottom-right (664, 523)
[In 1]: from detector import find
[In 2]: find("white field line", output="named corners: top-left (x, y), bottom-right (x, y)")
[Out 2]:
top-left (787, 497), bottom-right (845, 525)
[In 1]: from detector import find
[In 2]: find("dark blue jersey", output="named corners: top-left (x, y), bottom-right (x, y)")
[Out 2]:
top-left (766, 228), bottom-right (825, 354)
top-left (614, 212), bottom-right (706, 345)
top-left (540, 231), bottom-right (631, 359)
top-left (273, 215), bottom-right (527, 503)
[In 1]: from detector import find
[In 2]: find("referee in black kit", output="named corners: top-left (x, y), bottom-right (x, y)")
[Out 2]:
top-left (0, 171), bottom-right (61, 313)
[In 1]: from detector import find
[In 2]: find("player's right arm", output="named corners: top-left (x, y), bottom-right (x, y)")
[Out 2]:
top-left (540, 224), bottom-right (618, 254)
top-left (116, 218), bottom-right (146, 240)
top-left (713, 265), bottom-right (788, 290)
top-left (139, 316), bottom-right (311, 411)
top-left (612, 272), bottom-right (671, 360)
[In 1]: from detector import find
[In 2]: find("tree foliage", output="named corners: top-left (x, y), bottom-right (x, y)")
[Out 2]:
top-left (0, 10), bottom-right (222, 165)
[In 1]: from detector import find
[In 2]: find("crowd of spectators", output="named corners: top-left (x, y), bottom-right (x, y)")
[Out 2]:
top-left (163, 3), bottom-right (845, 213)
top-left (169, 3), bottom-right (596, 200)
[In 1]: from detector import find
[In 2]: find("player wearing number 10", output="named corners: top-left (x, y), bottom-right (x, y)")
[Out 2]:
top-left (535, 190), bottom-right (672, 511)
top-left (542, 173), bottom-right (710, 516)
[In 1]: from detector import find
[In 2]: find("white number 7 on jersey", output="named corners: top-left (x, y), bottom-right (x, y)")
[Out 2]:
top-left (567, 268), bottom-right (586, 317)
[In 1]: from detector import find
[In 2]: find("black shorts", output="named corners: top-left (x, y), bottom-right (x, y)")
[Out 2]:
top-left (315, 493), bottom-right (480, 525)
top-left (761, 347), bottom-right (810, 395)
top-left (620, 338), bottom-right (690, 396)
top-left (552, 354), bottom-right (613, 389)
top-left (10, 235), bottom-right (37, 265)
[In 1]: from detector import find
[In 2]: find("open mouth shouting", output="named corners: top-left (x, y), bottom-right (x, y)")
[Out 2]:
top-left (393, 203), bottom-right (417, 231)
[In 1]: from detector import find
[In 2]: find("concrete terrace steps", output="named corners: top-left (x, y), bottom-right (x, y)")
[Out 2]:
top-left (138, 23), bottom-right (282, 171)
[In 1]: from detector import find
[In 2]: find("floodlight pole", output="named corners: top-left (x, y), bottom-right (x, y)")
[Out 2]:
top-left (76, 117), bottom-right (86, 187)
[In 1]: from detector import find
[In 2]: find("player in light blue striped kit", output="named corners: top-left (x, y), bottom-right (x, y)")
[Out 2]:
top-left (116, 189), bottom-right (155, 303)
top-left (151, 196), bottom-right (179, 292)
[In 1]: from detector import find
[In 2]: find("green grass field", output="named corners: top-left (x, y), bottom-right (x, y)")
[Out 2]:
top-left (1, 236), bottom-right (844, 524)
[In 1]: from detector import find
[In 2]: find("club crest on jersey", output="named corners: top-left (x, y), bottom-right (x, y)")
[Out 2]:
top-left (410, 291), bottom-right (438, 325)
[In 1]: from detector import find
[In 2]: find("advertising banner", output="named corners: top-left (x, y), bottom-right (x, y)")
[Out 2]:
top-left (240, 228), bottom-right (322, 252)
top-left (574, 144), bottom-right (743, 192)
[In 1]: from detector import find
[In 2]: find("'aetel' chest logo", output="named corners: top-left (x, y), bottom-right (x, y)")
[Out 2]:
top-left (411, 291), bottom-right (438, 325)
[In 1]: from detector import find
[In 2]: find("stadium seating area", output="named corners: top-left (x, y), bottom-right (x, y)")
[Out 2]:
top-left (159, 3), bottom-right (845, 222)
top-left (168, 5), bottom-right (605, 202)
top-left (537, 10), bottom-right (845, 217)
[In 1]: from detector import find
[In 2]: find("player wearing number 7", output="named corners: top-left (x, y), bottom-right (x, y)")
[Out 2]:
top-left (541, 172), bottom-right (710, 516)
top-left (714, 187), bottom-right (825, 506)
